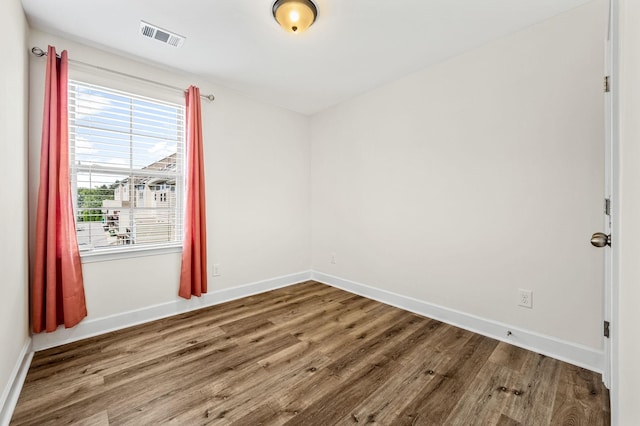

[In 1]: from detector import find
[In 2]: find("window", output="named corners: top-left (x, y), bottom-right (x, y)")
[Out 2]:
top-left (69, 81), bottom-right (185, 253)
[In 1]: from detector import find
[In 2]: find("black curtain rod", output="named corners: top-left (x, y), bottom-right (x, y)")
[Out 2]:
top-left (31, 47), bottom-right (215, 102)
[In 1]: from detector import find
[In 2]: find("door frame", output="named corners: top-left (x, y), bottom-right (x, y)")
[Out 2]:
top-left (606, 0), bottom-right (620, 423)
top-left (602, 0), bottom-right (614, 390)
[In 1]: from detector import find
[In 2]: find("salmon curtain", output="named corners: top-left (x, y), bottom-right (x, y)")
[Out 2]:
top-left (32, 46), bottom-right (87, 333)
top-left (179, 86), bottom-right (208, 298)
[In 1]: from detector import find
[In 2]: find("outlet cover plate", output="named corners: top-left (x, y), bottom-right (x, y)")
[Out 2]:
top-left (518, 289), bottom-right (533, 309)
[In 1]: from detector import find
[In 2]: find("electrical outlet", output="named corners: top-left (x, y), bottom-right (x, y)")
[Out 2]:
top-left (212, 263), bottom-right (221, 277)
top-left (330, 252), bottom-right (337, 264)
top-left (518, 289), bottom-right (533, 309)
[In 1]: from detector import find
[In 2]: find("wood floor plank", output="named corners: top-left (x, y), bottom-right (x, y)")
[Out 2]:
top-left (340, 321), bottom-right (463, 424)
top-left (21, 323), bottom-right (227, 397)
top-left (342, 346), bottom-right (451, 425)
top-left (129, 341), bottom-right (332, 425)
top-left (501, 353), bottom-right (562, 425)
top-left (226, 403), bottom-right (281, 425)
top-left (549, 362), bottom-right (611, 426)
top-left (162, 352), bottom-right (332, 425)
top-left (106, 332), bottom-right (301, 422)
top-left (11, 281), bottom-right (609, 426)
top-left (156, 299), bottom-right (410, 424)
top-left (496, 413), bottom-right (522, 426)
top-left (489, 342), bottom-right (530, 372)
top-left (382, 318), bottom-right (443, 363)
top-left (69, 411), bottom-right (110, 426)
top-left (393, 333), bottom-right (500, 425)
top-left (11, 374), bottom-right (105, 421)
top-left (325, 313), bottom-right (428, 378)
top-left (443, 361), bottom-right (519, 426)
top-left (283, 354), bottom-right (403, 426)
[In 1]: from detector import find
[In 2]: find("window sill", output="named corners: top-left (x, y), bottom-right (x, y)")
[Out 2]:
top-left (80, 244), bottom-right (182, 264)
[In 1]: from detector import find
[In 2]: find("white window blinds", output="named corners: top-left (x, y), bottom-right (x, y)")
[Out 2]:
top-left (68, 80), bottom-right (185, 253)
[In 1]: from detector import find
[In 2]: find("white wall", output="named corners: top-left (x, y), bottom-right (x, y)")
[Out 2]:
top-left (0, 0), bottom-right (29, 414)
top-left (311, 0), bottom-right (607, 350)
top-left (19, 1), bottom-right (640, 423)
top-left (28, 31), bottom-right (311, 321)
top-left (616, 0), bottom-right (640, 423)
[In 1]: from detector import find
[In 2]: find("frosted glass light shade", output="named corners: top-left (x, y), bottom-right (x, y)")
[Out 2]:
top-left (272, 0), bottom-right (317, 34)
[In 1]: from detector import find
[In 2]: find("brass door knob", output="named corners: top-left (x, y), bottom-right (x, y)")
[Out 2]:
top-left (590, 232), bottom-right (611, 247)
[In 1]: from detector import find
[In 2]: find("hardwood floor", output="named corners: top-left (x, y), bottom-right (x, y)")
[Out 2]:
top-left (11, 281), bottom-right (610, 425)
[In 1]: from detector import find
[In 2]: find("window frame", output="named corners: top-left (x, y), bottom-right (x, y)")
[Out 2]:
top-left (68, 79), bottom-right (186, 262)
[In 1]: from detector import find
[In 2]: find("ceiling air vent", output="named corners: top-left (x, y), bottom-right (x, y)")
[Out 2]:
top-left (139, 21), bottom-right (185, 48)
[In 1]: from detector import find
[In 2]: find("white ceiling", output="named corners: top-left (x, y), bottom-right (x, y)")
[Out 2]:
top-left (21, 0), bottom-right (594, 115)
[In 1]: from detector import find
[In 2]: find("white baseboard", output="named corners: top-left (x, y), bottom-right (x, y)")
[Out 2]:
top-left (32, 270), bottom-right (312, 352)
top-left (0, 338), bottom-right (33, 426)
top-left (30, 269), bottom-right (604, 373)
top-left (312, 271), bottom-right (604, 373)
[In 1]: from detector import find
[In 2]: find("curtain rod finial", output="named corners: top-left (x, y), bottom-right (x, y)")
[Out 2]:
top-left (31, 46), bottom-right (46, 57)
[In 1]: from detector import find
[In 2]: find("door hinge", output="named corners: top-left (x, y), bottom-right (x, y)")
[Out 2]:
top-left (605, 198), bottom-right (611, 216)
top-left (604, 320), bottom-right (610, 338)
top-left (604, 76), bottom-right (611, 93)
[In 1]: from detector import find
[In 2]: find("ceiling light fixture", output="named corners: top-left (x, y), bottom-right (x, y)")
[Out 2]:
top-left (272, 0), bottom-right (317, 34)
